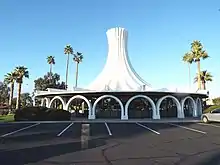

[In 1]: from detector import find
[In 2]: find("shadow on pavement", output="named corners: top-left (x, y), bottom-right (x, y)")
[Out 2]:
top-left (195, 151), bottom-right (220, 165)
top-left (0, 138), bottom-right (107, 165)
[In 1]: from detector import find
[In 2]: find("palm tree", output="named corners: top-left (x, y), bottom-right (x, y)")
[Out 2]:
top-left (194, 70), bottom-right (213, 90)
top-left (190, 40), bottom-right (209, 90)
top-left (73, 52), bottom-right (83, 88)
top-left (14, 66), bottom-right (29, 109)
top-left (0, 81), bottom-right (9, 104)
top-left (47, 56), bottom-right (55, 76)
top-left (182, 52), bottom-right (194, 89)
top-left (4, 72), bottom-right (17, 112)
top-left (64, 44), bottom-right (73, 89)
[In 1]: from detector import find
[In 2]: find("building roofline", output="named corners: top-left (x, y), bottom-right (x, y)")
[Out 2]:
top-left (34, 89), bottom-right (208, 97)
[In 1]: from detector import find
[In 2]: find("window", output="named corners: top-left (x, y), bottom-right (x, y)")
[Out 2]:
top-left (211, 109), bottom-right (220, 113)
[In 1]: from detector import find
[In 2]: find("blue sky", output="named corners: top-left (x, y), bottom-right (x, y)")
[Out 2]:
top-left (0, 0), bottom-right (220, 97)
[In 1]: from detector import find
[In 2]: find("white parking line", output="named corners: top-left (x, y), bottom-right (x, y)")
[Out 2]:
top-left (105, 122), bottom-right (112, 136)
top-left (57, 122), bottom-right (74, 137)
top-left (169, 123), bottom-right (207, 134)
top-left (1, 123), bottom-right (40, 137)
top-left (136, 122), bottom-right (160, 135)
top-left (198, 123), bottom-right (220, 128)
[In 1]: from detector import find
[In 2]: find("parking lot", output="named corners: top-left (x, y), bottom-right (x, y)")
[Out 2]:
top-left (1, 121), bottom-right (220, 165)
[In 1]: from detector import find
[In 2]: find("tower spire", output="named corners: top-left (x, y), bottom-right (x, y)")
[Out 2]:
top-left (88, 27), bottom-right (151, 91)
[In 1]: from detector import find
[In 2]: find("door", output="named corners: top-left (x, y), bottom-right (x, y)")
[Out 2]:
top-left (210, 109), bottom-right (220, 122)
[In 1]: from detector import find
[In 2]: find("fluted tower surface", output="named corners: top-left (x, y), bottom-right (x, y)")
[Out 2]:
top-left (88, 27), bottom-right (152, 91)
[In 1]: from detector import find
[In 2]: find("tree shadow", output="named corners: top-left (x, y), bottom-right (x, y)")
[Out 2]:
top-left (196, 152), bottom-right (220, 165)
top-left (0, 137), bottom-right (107, 165)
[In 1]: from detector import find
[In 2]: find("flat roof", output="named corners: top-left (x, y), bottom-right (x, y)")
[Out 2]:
top-left (34, 90), bottom-right (208, 98)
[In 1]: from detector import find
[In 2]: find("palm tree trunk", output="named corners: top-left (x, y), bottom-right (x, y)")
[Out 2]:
top-left (16, 83), bottom-right (22, 110)
top-left (9, 83), bottom-right (14, 112)
top-left (75, 62), bottom-right (79, 88)
top-left (188, 63), bottom-right (191, 89)
top-left (49, 64), bottom-right (52, 81)
top-left (65, 54), bottom-right (70, 89)
top-left (197, 60), bottom-right (201, 90)
top-left (50, 64), bottom-right (52, 75)
top-left (202, 81), bottom-right (206, 90)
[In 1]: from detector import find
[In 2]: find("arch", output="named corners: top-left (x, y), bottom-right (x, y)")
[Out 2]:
top-left (156, 95), bottom-right (183, 118)
top-left (181, 96), bottom-right (196, 117)
top-left (125, 95), bottom-right (158, 119)
top-left (41, 97), bottom-right (49, 107)
top-left (92, 95), bottom-right (125, 120)
top-left (65, 95), bottom-right (93, 119)
top-left (49, 96), bottom-right (66, 110)
top-left (196, 98), bottom-right (202, 117)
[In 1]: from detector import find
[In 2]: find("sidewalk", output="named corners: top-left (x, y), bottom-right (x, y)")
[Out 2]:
top-left (0, 117), bottom-right (201, 124)
top-left (71, 117), bottom-right (201, 123)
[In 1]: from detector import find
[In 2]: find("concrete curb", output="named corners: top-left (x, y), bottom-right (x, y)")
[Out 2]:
top-left (0, 119), bottom-right (202, 124)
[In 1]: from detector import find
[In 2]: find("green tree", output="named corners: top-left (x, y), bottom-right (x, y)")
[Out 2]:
top-left (212, 97), bottom-right (220, 105)
top-left (47, 56), bottom-right (55, 76)
top-left (0, 82), bottom-right (9, 105)
top-left (14, 66), bottom-right (29, 109)
top-left (64, 44), bottom-right (73, 89)
top-left (4, 72), bottom-right (17, 111)
top-left (194, 70), bottom-right (213, 90)
top-left (20, 93), bottom-right (33, 107)
top-left (182, 52), bottom-right (194, 88)
top-left (34, 72), bottom-right (66, 91)
top-left (190, 40), bottom-right (209, 90)
top-left (73, 52), bottom-right (83, 88)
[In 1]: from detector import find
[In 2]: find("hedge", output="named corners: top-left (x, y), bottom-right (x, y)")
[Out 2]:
top-left (14, 106), bottom-right (71, 121)
top-left (203, 105), bottom-right (220, 114)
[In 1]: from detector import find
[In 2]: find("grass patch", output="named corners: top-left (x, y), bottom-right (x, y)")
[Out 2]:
top-left (203, 105), bottom-right (220, 113)
top-left (0, 114), bottom-right (14, 122)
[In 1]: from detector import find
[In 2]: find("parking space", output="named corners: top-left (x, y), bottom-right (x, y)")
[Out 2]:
top-left (171, 122), bottom-right (220, 136)
top-left (1, 122), bottom-right (220, 165)
top-left (0, 123), bottom-right (70, 143)
top-left (0, 123), bottom-right (32, 136)
top-left (56, 123), bottom-right (81, 139)
top-left (108, 123), bottom-right (147, 138)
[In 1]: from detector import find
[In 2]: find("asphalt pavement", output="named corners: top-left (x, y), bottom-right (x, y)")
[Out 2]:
top-left (1, 121), bottom-right (220, 165)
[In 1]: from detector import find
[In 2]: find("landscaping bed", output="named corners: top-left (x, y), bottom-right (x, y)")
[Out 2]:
top-left (14, 106), bottom-right (71, 121)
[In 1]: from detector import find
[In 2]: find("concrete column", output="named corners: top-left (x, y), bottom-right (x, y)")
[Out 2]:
top-left (88, 100), bottom-right (95, 120)
top-left (40, 98), bottom-right (44, 107)
top-left (63, 97), bottom-right (68, 110)
top-left (180, 99), bottom-right (186, 119)
top-left (153, 110), bottom-right (160, 119)
top-left (122, 109), bottom-right (128, 120)
top-left (46, 98), bottom-right (50, 108)
top-left (33, 96), bottom-right (36, 106)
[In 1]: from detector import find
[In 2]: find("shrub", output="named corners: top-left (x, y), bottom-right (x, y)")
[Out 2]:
top-left (203, 105), bottom-right (220, 114)
top-left (47, 109), bottom-right (71, 121)
top-left (14, 106), bottom-right (71, 121)
top-left (213, 97), bottom-right (220, 105)
top-left (14, 107), bottom-right (39, 121)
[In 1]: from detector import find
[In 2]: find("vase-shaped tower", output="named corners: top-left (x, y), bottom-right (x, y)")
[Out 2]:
top-left (88, 27), bottom-right (151, 91)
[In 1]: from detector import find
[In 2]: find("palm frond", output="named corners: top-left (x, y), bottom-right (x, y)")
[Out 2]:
top-left (194, 70), bottom-right (213, 84)
top-left (190, 40), bottom-right (209, 62)
top-left (182, 52), bottom-right (194, 64)
top-left (14, 66), bottom-right (29, 83)
top-left (64, 44), bottom-right (73, 55)
top-left (194, 76), bottom-right (198, 83)
top-left (47, 56), bottom-right (55, 64)
top-left (73, 52), bottom-right (83, 63)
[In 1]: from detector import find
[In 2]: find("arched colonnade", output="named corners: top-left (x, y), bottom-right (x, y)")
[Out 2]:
top-left (40, 94), bottom-right (203, 120)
